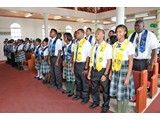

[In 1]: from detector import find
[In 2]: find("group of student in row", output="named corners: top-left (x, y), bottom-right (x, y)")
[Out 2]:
top-left (3, 19), bottom-right (159, 113)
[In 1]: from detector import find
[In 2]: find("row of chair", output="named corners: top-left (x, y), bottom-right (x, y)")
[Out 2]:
top-left (27, 54), bottom-right (159, 113)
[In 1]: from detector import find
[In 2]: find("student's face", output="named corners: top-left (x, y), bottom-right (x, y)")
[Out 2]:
top-left (63, 34), bottom-right (68, 42)
top-left (50, 31), bottom-right (56, 38)
top-left (108, 31), bottom-right (114, 38)
top-left (95, 30), bottom-right (104, 41)
top-left (135, 22), bottom-right (144, 33)
top-left (57, 34), bottom-right (61, 39)
top-left (76, 31), bottom-right (84, 40)
top-left (35, 41), bottom-right (39, 46)
top-left (116, 27), bottom-right (126, 40)
top-left (86, 29), bottom-right (91, 36)
top-left (42, 41), bottom-right (47, 47)
top-left (74, 32), bottom-right (77, 39)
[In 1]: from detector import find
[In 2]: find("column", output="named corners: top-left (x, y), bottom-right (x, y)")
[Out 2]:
top-left (116, 7), bottom-right (125, 25)
top-left (157, 10), bottom-right (160, 41)
top-left (44, 13), bottom-right (49, 38)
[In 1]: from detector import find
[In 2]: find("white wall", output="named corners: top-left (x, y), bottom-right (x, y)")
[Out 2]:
top-left (0, 16), bottom-right (100, 61)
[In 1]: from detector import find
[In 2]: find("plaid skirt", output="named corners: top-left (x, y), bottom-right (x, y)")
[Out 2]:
top-left (35, 61), bottom-right (41, 70)
top-left (15, 51), bottom-right (26, 62)
top-left (40, 61), bottom-right (50, 74)
top-left (63, 62), bottom-right (75, 81)
top-left (110, 61), bottom-right (135, 101)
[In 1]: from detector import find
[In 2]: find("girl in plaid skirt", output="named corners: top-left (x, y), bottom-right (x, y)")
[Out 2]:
top-left (15, 39), bottom-right (26, 70)
top-left (109, 25), bottom-right (135, 113)
top-left (39, 38), bottom-right (50, 84)
top-left (62, 32), bottom-right (75, 97)
top-left (34, 38), bottom-right (43, 80)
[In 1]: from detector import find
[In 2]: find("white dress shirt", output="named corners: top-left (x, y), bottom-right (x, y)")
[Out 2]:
top-left (86, 35), bottom-right (96, 46)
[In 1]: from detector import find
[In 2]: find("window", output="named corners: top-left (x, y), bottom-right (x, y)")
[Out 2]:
top-left (65, 25), bottom-right (72, 33)
top-left (42, 25), bottom-right (50, 39)
top-left (10, 23), bottom-right (22, 40)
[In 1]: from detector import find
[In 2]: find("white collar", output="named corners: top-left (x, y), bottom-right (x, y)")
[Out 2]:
top-left (95, 40), bottom-right (105, 46)
top-left (118, 39), bottom-right (127, 44)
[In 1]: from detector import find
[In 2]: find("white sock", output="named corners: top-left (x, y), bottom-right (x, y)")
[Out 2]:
top-left (37, 70), bottom-right (40, 77)
top-left (39, 71), bottom-right (43, 78)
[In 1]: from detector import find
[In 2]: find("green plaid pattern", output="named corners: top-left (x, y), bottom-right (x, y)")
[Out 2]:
top-left (35, 61), bottom-right (41, 70)
top-left (110, 61), bottom-right (135, 101)
top-left (40, 61), bottom-right (50, 74)
top-left (15, 51), bottom-right (26, 62)
top-left (63, 58), bottom-right (75, 81)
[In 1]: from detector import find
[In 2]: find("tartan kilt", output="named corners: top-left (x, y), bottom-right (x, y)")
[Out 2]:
top-left (40, 61), bottom-right (50, 74)
top-left (110, 61), bottom-right (135, 101)
top-left (35, 61), bottom-right (41, 70)
top-left (15, 51), bottom-right (26, 62)
top-left (63, 62), bottom-right (75, 81)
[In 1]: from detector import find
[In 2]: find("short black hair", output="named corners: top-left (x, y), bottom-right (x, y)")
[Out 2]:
top-left (135, 19), bottom-right (145, 27)
top-left (86, 27), bottom-right (92, 32)
top-left (64, 32), bottom-right (73, 41)
top-left (50, 29), bottom-right (58, 35)
top-left (57, 33), bottom-right (62, 37)
top-left (43, 37), bottom-right (49, 43)
top-left (115, 24), bottom-right (128, 39)
top-left (110, 35), bottom-right (118, 45)
top-left (25, 37), bottom-right (29, 41)
top-left (77, 28), bottom-right (85, 34)
top-left (109, 30), bottom-right (115, 34)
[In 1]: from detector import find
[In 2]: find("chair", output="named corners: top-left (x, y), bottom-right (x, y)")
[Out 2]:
top-left (28, 54), bottom-right (35, 70)
top-left (148, 63), bottom-right (158, 98)
top-left (132, 70), bottom-right (147, 113)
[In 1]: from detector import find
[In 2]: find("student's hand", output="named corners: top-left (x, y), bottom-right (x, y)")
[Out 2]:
top-left (64, 63), bottom-right (69, 67)
top-left (124, 77), bottom-right (129, 86)
top-left (101, 75), bottom-right (106, 82)
top-left (55, 61), bottom-right (58, 67)
top-left (83, 70), bottom-right (88, 76)
top-left (34, 59), bottom-right (37, 62)
top-left (87, 72), bottom-right (91, 80)
top-left (71, 65), bottom-right (74, 73)
top-left (147, 63), bottom-right (153, 72)
top-left (39, 60), bottom-right (42, 63)
top-left (109, 72), bottom-right (112, 80)
top-left (48, 59), bottom-right (51, 65)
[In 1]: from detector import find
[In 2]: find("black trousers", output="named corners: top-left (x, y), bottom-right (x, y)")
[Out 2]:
top-left (74, 62), bottom-right (89, 101)
top-left (132, 59), bottom-right (150, 71)
top-left (50, 56), bottom-right (62, 89)
top-left (91, 68), bottom-right (110, 110)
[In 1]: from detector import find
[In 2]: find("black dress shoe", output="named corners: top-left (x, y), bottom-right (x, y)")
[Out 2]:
top-left (81, 100), bottom-right (89, 105)
top-left (89, 104), bottom-right (99, 109)
top-left (68, 93), bottom-right (74, 97)
top-left (100, 109), bottom-right (109, 113)
top-left (34, 76), bottom-right (39, 79)
top-left (72, 96), bottom-right (81, 101)
top-left (38, 77), bottom-right (42, 80)
top-left (56, 88), bottom-right (62, 91)
top-left (62, 91), bottom-right (70, 94)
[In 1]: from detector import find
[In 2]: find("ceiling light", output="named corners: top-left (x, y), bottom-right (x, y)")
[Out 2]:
top-left (11, 11), bottom-right (18, 13)
top-left (134, 13), bottom-right (148, 18)
top-left (111, 16), bottom-right (127, 22)
top-left (92, 20), bottom-right (95, 23)
top-left (25, 13), bottom-right (32, 17)
top-left (54, 16), bottom-right (62, 19)
top-left (103, 21), bottom-right (111, 24)
top-left (143, 16), bottom-right (156, 20)
top-left (126, 18), bottom-right (136, 22)
top-left (77, 18), bottom-right (84, 22)
top-left (97, 20), bottom-right (100, 23)
top-left (66, 16), bottom-right (71, 18)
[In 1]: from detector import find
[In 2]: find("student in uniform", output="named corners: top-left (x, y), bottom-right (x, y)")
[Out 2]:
top-left (85, 27), bottom-right (96, 46)
top-left (62, 32), bottom-right (75, 97)
top-left (106, 30), bottom-right (115, 44)
top-left (128, 20), bottom-right (159, 71)
top-left (109, 25), bottom-right (135, 113)
top-left (39, 38), bottom-right (50, 84)
top-left (15, 39), bottom-right (26, 70)
top-left (48, 29), bottom-right (63, 91)
top-left (34, 38), bottom-right (43, 80)
top-left (72, 28), bottom-right (91, 105)
top-left (87, 29), bottom-right (112, 113)
top-left (110, 35), bottom-right (118, 46)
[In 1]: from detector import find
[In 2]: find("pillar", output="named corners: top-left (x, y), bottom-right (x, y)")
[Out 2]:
top-left (157, 10), bottom-right (160, 41)
top-left (44, 13), bottom-right (49, 38)
top-left (116, 7), bottom-right (125, 25)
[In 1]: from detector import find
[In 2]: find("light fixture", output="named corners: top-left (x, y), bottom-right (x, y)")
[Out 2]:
top-left (126, 18), bottom-right (136, 22)
top-left (92, 20), bottom-right (95, 23)
top-left (97, 20), bottom-right (100, 23)
top-left (77, 18), bottom-right (84, 22)
top-left (54, 16), bottom-right (62, 19)
top-left (66, 16), bottom-right (71, 18)
top-left (134, 13), bottom-right (148, 18)
top-left (143, 16), bottom-right (156, 20)
top-left (103, 21), bottom-right (111, 24)
top-left (25, 13), bottom-right (32, 17)
top-left (11, 11), bottom-right (18, 13)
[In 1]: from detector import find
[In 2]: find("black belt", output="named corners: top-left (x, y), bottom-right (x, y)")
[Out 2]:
top-left (133, 59), bottom-right (149, 62)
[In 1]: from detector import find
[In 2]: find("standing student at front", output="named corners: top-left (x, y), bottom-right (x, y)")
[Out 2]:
top-left (87, 29), bottom-right (112, 113)
top-left (72, 29), bottom-right (91, 105)
top-left (48, 29), bottom-right (63, 91)
top-left (34, 38), bottom-right (43, 80)
top-left (39, 38), bottom-right (50, 84)
top-left (109, 25), bottom-right (135, 113)
top-left (62, 32), bottom-right (75, 97)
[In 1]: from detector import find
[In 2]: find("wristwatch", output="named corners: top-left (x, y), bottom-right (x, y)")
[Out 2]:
top-left (103, 73), bottom-right (108, 77)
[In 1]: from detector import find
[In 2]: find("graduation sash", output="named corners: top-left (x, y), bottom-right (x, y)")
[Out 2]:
top-left (73, 38), bottom-right (86, 62)
top-left (89, 41), bottom-right (108, 72)
top-left (130, 29), bottom-right (148, 53)
top-left (112, 40), bottom-right (130, 71)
